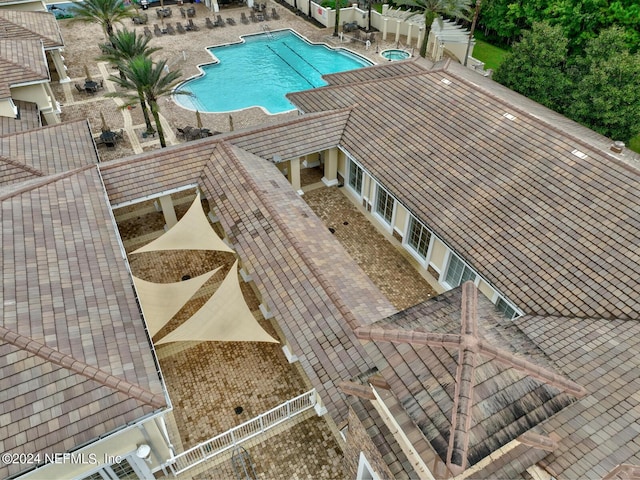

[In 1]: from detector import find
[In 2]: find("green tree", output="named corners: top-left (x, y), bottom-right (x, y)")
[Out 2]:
top-left (493, 22), bottom-right (570, 110)
top-left (567, 27), bottom-right (640, 143)
top-left (107, 56), bottom-right (190, 148)
top-left (67, 0), bottom-right (135, 39)
top-left (395, 0), bottom-right (472, 58)
top-left (97, 28), bottom-right (161, 134)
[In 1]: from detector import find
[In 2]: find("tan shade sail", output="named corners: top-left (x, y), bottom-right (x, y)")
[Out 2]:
top-left (156, 260), bottom-right (278, 344)
top-left (133, 268), bottom-right (220, 337)
top-left (132, 192), bottom-right (233, 254)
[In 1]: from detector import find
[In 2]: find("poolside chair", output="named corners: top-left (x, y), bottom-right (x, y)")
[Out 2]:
top-left (187, 6), bottom-right (196, 17)
top-left (187, 18), bottom-right (199, 30)
top-left (154, 23), bottom-right (162, 36)
top-left (240, 12), bottom-right (250, 24)
top-left (166, 23), bottom-right (176, 35)
top-left (144, 25), bottom-right (153, 37)
top-left (176, 21), bottom-right (186, 33)
top-left (216, 15), bottom-right (226, 27)
top-left (249, 11), bottom-right (258, 22)
top-left (271, 7), bottom-right (279, 19)
top-left (180, 7), bottom-right (186, 17)
top-left (226, 17), bottom-right (236, 25)
top-left (74, 83), bottom-right (85, 94)
top-left (205, 17), bottom-right (216, 28)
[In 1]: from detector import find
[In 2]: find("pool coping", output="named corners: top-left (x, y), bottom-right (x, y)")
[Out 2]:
top-left (171, 28), bottom-right (376, 116)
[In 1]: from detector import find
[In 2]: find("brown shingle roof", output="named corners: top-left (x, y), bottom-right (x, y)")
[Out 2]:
top-left (0, 10), bottom-right (64, 48)
top-left (0, 100), bottom-right (40, 134)
top-left (0, 167), bottom-right (166, 478)
top-left (0, 120), bottom-right (98, 186)
top-left (288, 63), bottom-right (640, 321)
top-left (0, 38), bottom-right (48, 99)
top-left (357, 283), bottom-right (577, 473)
top-left (515, 315), bottom-right (640, 479)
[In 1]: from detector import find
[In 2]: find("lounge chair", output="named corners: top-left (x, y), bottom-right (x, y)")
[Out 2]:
top-left (154, 23), bottom-right (162, 36)
top-left (226, 17), bottom-right (236, 25)
top-left (166, 23), bottom-right (176, 35)
top-left (187, 18), bottom-right (199, 30)
top-left (205, 17), bottom-right (216, 28)
top-left (74, 83), bottom-right (85, 93)
top-left (187, 7), bottom-right (196, 17)
top-left (216, 15), bottom-right (226, 27)
top-left (240, 12), bottom-right (250, 24)
top-left (180, 7), bottom-right (186, 18)
top-left (249, 11), bottom-right (258, 22)
top-left (271, 7), bottom-right (279, 19)
top-left (176, 22), bottom-right (186, 33)
top-left (176, 127), bottom-right (186, 138)
top-left (144, 25), bottom-right (153, 37)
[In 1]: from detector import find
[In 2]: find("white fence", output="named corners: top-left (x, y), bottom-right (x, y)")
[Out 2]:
top-left (165, 389), bottom-right (317, 476)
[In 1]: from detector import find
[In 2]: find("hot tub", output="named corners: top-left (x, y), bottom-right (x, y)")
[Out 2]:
top-left (381, 49), bottom-right (411, 61)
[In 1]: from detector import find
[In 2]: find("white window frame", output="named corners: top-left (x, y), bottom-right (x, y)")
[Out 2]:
top-left (347, 157), bottom-right (364, 198)
top-left (442, 253), bottom-right (477, 289)
top-left (373, 184), bottom-right (395, 229)
top-left (404, 215), bottom-right (432, 262)
top-left (77, 453), bottom-right (151, 480)
top-left (356, 452), bottom-right (380, 480)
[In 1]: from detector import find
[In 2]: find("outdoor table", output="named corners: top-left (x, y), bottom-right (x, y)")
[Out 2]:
top-left (84, 81), bottom-right (98, 93)
top-left (100, 130), bottom-right (117, 147)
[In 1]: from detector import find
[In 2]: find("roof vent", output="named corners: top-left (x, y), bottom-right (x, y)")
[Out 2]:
top-left (503, 113), bottom-right (516, 121)
top-left (610, 141), bottom-right (625, 154)
top-left (571, 149), bottom-right (588, 159)
top-left (441, 78), bottom-right (452, 85)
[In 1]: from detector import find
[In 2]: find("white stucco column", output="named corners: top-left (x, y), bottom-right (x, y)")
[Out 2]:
top-left (395, 19), bottom-right (401, 42)
top-left (382, 17), bottom-right (389, 41)
top-left (406, 23), bottom-right (413, 46)
top-left (322, 148), bottom-right (339, 187)
top-left (49, 49), bottom-right (70, 83)
top-left (417, 27), bottom-right (424, 51)
top-left (289, 157), bottom-right (302, 194)
top-left (158, 195), bottom-right (178, 229)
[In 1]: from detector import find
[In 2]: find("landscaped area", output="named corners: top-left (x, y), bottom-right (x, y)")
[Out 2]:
top-left (471, 37), bottom-right (509, 71)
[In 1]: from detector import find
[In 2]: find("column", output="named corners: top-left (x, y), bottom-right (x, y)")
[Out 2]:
top-left (382, 17), bottom-right (389, 41)
top-left (417, 27), bottom-right (424, 51)
top-left (322, 148), bottom-right (339, 187)
top-left (406, 23), bottom-right (413, 46)
top-left (289, 157), bottom-right (302, 194)
top-left (158, 195), bottom-right (178, 229)
top-left (49, 49), bottom-right (70, 83)
top-left (395, 19), bottom-right (401, 42)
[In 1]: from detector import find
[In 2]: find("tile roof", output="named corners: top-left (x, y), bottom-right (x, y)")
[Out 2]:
top-left (0, 38), bottom-right (48, 99)
top-left (515, 315), bottom-right (640, 479)
top-left (288, 62), bottom-right (640, 321)
top-left (322, 58), bottom-right (432, 86)
top-left (0, 120), bottom-right (98, 187)
top-left (0, 100), bottom-right (40, 134)
top-left (0, 10), bottom-right (64, 49)
top-left (357, 283), bottom-right (577, 473)
top-left (0, 167), bottom-right (166, 478)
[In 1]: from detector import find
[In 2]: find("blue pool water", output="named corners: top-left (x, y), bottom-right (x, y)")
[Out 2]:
top-left (175, 30), bottom-right (373, 114)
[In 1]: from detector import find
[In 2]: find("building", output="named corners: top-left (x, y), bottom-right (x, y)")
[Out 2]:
top-left (2, 55), bottom-right (640, 479)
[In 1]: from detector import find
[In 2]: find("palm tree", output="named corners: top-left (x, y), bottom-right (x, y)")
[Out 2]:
top-left (395, 0), bottom-right (472, 58)
top-left (67, 0), bottom-right (135, 40)
top-left (98, 28), bottom-right (161, 133)
top-left (108, 55), bottom-right (191, 148)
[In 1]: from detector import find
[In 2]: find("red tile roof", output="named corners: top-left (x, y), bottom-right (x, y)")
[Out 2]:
top-left (0, 39), bottom-right (48, 99)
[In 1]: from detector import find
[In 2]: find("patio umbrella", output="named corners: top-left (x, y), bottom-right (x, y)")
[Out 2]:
top-left (84, 64), bottom-right (92, 82)
top-left (196, 110), bottom-right (202, 129)
top-left (229, 114), bottom-right (234, 132)
top-left (100, 112), bottom-right (109, 132)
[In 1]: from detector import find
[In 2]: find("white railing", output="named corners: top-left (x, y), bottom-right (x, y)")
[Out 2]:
top-left (166, 389), bottom-right (316, 476)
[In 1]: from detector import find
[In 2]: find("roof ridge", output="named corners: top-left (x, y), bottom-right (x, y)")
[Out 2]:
top-left (0, 11), bottom-right (62, 47)
top-left (0, 38), bottom-right (47, 80)
top-left (0, 164), bottom-right (96, 201)
top-left (0, 325), bottom-right (166, 409)
top-left (0, 154), bottom-right (45, 177)
top-left (0, 118), bottom-right (90, 140)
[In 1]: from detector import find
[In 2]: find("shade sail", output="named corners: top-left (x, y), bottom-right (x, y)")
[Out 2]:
top-left (156, 260), bottom-right (279, 344)
top-left (132, 192), bottom-right (233, 254)
top-left (133, 268), bottom-right (220, 337)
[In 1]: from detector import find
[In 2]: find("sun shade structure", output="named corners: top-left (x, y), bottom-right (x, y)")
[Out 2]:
top-left (156, 260), bottom-right (279, 344)
top-left (132, 191), bottom-right (233, 254)
top-left (132, 268), bottom-right (220, 337)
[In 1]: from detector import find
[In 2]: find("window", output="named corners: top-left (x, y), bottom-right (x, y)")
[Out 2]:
top-left (495, 297), bottom-right (517, 320)
top-left (407, 216), bottom-right (431, 259)
top-left (375, 186), bottom-right (394, 224)
top-left (445, 254), bottom-right (476, 287)
top-left (80, 457), bottom-right (146, 480)
top-left (348, 159), bottom-right (363, 195)
top-left (356, 452), bottom-right (380, 480)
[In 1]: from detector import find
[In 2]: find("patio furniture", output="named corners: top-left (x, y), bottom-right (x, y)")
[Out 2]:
top-left (216, 15), bottom-right (226, 27)
top-left (176, 22), bottom-right (186, 33)
top-left (166, 23), bottom-right (176, 34)
top-left (132, 13), bottom-right (148, 24)
top-left (156, 7), bottom-right (172, 18)
top-left (271, 7), bottom-right (279, 19)
top-left (100, 130), bottom-right (118, 148)
top-left (75, 83), bottom-right (85, 93)
top-left (144, 25), bottom-right (153, 37)
top-left (180, 7), bottom-right (186, 18)
top-left (187, 18), bottom-right (199, 30)
top-left (249, 11), bottom-right (258, 22)
top-left (226, 17), bottom-right (236, 25)
top-left (205, 17), bottom-right (216, 28)
top-left (187, 6), bottom-right (196, 17)
top-left (343, 21), bottom-right (358, 32)
top-left (240, 12), bottom-right (250, 24)
top-left (84, 80), bottom-right (99, 93)
top-left (154, 23), bottom-right (162, 36)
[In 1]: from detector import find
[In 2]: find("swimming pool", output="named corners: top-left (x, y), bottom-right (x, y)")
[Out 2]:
top-left (174, 30), bottom-right (373, 114)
